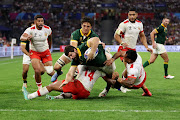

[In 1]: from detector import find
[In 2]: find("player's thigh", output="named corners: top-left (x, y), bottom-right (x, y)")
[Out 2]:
top-left (149, 53), bottom-right (158, 63)
top-left (160, 52), bottom-right (169, 62)
top-left (31, 58), bottom-right (41, 70)
top-left (44, 61), bottom-right (53, 66)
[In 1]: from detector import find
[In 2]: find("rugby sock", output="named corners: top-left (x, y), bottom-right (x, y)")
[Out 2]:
top-left (164, 62), bottom-right (168, 76)
top-left (143, 60), bottom-right (150, 68)
top-left (28, 87), bottom-right (49, 99)
top-left (36, 82), bottom-right (42, 89)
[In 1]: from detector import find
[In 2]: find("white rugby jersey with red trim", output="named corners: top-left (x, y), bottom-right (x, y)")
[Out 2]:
top-left (23, 25), bottom-right (52, 52)
top-left (76, 65), bottom-right (106, 92)
top-left (126, 53), bottom-right (145, 85)
top-left (115, 19), bottom-right (144, 49)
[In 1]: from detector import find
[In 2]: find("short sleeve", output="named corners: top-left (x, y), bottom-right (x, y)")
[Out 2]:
top-left (48, 27), bottom-right (52, 36)
top-left (70, 31), bottom-right (78, 42)
top-left (115, 22), bottom-right (125, 35)
top-left (155, 26), bottom-right (163, 33)
top-left (139, 22), bottom-right (144, 33)
top-left (24, 27), bottom-right (31, 35)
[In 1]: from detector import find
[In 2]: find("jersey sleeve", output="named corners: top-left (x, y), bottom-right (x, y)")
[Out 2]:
top-left (91, 31), bottom-right (99, 37)
top-left (115, 22), bottom-right (125, 35)
top-left (139, 22), bottom-right (144, 33)
top-left (70, 31), bottom-right (79, 42)
top-left (24, 27), bottom-right (31, 35)
top-left (155, 26), bottom-right (163, 33)
top-left (48, 27), bottom-right (52, 36)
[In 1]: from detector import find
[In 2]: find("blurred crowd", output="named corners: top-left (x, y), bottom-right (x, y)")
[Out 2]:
top-left (0, 0), bottom-right (179, 47)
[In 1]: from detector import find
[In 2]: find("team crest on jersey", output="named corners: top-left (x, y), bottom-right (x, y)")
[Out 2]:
top-left (80, 37), bottom-right (82, 42)
top-left (45, 33), bottom-right (47, 36)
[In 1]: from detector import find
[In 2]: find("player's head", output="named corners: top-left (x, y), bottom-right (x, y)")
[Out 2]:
top-left (162, 17), bottom-right (170, 27)
top-left (27, 21), bottom-right (34, 27)
top-left (128, 7), bottom-right (138, 23)
top-left (64, 45), bottom-right (79, 61)
top-left (34, 15), bottom-right (44, 28)
top-left (81, 17), bottom-right (93, 35)
top-left (124, 50), bottom-right (137, 63)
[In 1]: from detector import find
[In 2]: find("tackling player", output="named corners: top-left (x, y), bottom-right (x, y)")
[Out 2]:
top-left (20, 15), bottom-right (55, 89)
top-left (104, 50), bottom-right (152, 96)
top-left (143, 17), bottom-right (174, 79)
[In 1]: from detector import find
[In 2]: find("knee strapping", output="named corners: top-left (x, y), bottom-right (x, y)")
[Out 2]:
top-left (44, 66), bottom-right (53, 74)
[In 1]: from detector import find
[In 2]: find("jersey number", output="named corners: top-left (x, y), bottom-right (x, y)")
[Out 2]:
top-left (85, 70), bottom-right (95, 81)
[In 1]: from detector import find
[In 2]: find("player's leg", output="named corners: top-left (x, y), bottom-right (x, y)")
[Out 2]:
top-left (23, 80), bottom-right (63, 100)
top-left (44, 61), bottom-right (55, 76)
top-left (31, 58), bottom-right (43, 89)
top-left (160, 52), bottom-right (174, 79)
top-left (22, 54), bottom-right (31, 88)
top-left (143, 53), bottom-right (158, 68)
top-left (22, 64), bottom-right (29, 88)
top-left (141, 84), bottom-right (152, 96)
top-left (51, 54), bottom-right (71, 82)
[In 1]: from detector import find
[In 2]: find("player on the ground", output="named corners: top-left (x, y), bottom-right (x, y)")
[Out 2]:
top-left (20, 15), bottom-right (55, 89)
top-left (51, 17), bottom-right (99, 82)
top-left (99, 7), bottom-right (152, 97)
top-left (59, 37), bottom-right (116, 88)
top-left (104, 50), bottom-right (152, 96)
top-left (22, 65), bottom-right (116, 100)
top-left (143, 17), bottom-right (174, 79)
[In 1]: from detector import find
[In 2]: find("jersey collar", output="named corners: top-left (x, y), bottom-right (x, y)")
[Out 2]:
top-left (77, 48), bottom-right (82, 57)
top-left (80, 29), bottom-right (91, 37)
top-left (161, 23), bottom-right (166, 28)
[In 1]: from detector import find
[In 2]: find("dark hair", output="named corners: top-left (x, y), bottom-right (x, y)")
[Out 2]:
top-left (163, 16), bottom-right (170, 20)
top-left (128, 7), bottom-right (137, 13)
top-left (34, 15), bottom-right (44, 20)
top-left (27, 21), bottom-right (34, 27)
top-left (81, 17), bottom-right (93, 26)
top-left (64, 45), bottom-right (76, 56)
top-left (126, 50), bottom-right (137, 62)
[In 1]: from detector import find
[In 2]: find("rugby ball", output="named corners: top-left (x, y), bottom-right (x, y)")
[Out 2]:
top-left (84, 47), bottom-right (99, 60)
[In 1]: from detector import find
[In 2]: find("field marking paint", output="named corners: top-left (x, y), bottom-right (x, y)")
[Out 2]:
top-left (0, 61), bottom-right (19, 65)
top-left (0, 109), bottom-right (179, 112)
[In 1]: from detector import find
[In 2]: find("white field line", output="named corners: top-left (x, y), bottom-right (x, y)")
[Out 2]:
top-left (0, 61), bottom-right (20, 65)
top-left (0, 109), bottom-right (179, 112)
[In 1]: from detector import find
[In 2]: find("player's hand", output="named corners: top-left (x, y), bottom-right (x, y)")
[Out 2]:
top-left (86, 52), bottom-right (94, 61)
top-left (112, 72), bottom-right (119, 80)
top-left (99, 42), bottom-right (105, 48)
top-left (152, 42), bottom-right (157, 49)
top-left (122, 43), bottom-right (128, 47)
top-left (59, 81), bottom-right (68, 89)
top-left (27, 35), bottom-right (32, 40)
top-left (146, 48), bottom-right (153, 53)
top-left (104, 58), bottom-right (115, 66)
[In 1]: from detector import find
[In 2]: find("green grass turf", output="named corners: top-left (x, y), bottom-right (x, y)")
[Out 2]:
top-left (0, 52), bottom-right (180, 120)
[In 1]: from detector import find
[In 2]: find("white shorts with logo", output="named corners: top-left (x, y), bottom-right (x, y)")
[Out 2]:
top-left (22, 54), bottom-right (31, 65)
top-left (152, 43), bottom-right (167, 54)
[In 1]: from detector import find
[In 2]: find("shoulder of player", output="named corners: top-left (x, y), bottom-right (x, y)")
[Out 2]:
top-left (122, 19), bottom-right (129, 24)
top-left (135, 19), bottom-right (142, 23)
top-left (43, 25), bottom-right (51, 29)
top-left (71, 29), bottom-right (81, 35)
top-left (29, 25), bottom-right (36, 30)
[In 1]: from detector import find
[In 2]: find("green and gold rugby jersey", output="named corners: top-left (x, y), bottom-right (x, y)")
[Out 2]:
top-left (155, 24), bottom-right (168, 44)
top-left (70, 29), bottom-right (99, 46)
top-left (20, 40), bottom-right (30, 52)
top-left (71, 41), bottom-right (106, 67)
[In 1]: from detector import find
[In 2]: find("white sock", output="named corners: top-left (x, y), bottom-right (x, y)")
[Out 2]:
top-left (28, 87), bottom-right (49, 99)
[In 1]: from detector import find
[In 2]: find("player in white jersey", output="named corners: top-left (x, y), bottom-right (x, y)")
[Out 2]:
top-left (22, 65), bottom-right (115, 100)
top-left (20, 15), bottom-right (55, 89)
top-left (114, 8), bottom-right (152, 61)
top-left (104, 50), bottom-right (152, 96)
top-left (99, 8), bottom-right (152, 97)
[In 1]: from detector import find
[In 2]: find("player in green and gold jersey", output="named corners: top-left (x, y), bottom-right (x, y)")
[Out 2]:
top-left (143, 17), bottom-right (174, 79)
top-left (51, 17), bottom-right (100, 82)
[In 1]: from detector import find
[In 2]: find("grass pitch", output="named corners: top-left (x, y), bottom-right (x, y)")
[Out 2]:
top-left (0, 52), bottom-right (180, 120)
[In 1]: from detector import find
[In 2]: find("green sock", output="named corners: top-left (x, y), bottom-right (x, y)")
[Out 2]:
top-left (164, 62), bottom-right (168, 76)
top-left (143, 60), bottom-right (150, 68)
